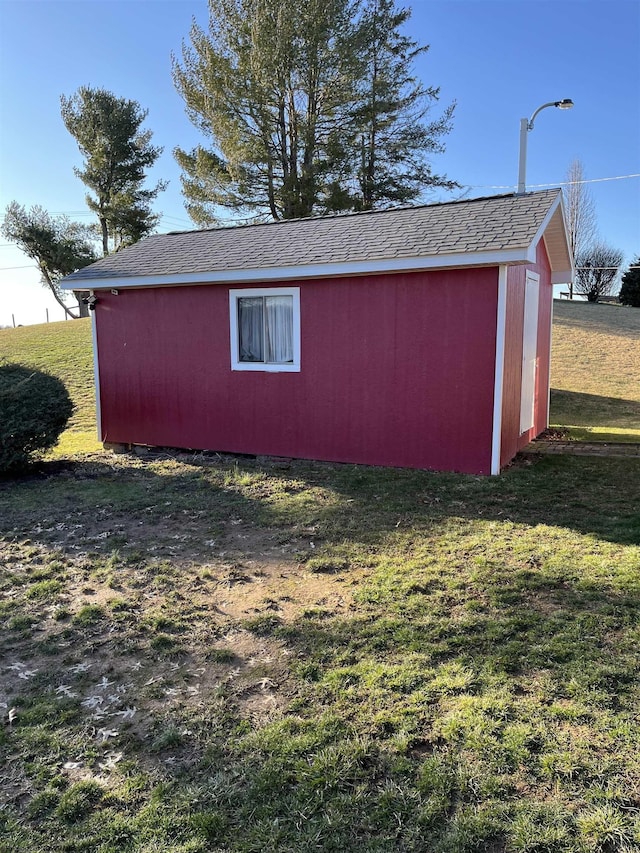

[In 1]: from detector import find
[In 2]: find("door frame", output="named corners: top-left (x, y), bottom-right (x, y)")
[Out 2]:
top-left (520, 270), bottom-right (540, 435)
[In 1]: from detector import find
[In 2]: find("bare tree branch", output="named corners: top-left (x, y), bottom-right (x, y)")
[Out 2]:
top-left (563, 160), bottom-right (599, 298)
top-left (574, 242), bottom-right (623, 302)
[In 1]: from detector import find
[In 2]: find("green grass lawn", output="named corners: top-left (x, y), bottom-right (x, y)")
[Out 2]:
top-left (0, 318), bottom-right (101, 455)
top-left (0, 310), bottom-right (639, 852)
top-left (1, 454), bottom-right (639, 852)
top-left (550, 301), bottom-right (640, 442)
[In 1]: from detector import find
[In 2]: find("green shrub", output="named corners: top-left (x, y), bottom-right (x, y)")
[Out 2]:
top-left (0, 362), bottom-right (73, 472)
top-left (619, 256), bottom-right (640, 307)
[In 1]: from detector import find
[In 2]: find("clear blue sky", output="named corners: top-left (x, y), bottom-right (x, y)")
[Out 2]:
top-left (1, 0), bottom-right (638, 326)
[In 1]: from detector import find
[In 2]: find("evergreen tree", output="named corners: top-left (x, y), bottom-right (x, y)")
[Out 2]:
top-left (60, 87), bottom-right (166, 254)
top-left (172, 0), bottom-right (455, 224)
top-left (1, 202), bottom-right (97, 319)
top-left (349, 0), bottom-right (456, 211)
top-left (619, 256), bottom-right (640, 307)
top-left (173, 0), bottom-right (361, 224)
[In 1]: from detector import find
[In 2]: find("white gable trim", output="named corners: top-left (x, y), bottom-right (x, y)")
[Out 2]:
top-left (535, 193), bottom-right (574, 279)
top-left (61, 248), bottom-right (533, 291)
top-left (490, 266), bottom-right (508, 475)
top-left (530, 191), bottom-right (563, 253)
top-left (91, 299), bottom-right (103, 442)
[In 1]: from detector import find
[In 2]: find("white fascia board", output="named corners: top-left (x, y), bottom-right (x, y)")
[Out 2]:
top-left (90, 298), bottom-right (102, 443)
top-left (554, 194), bottom-right (575, 277)
top-left (529, 191), bottom-right (563, 253)
top-left (490, 265), bottom-right (508, 476)
top-left (531, 192), bottom-right (574, 278)
top-left (524, 243), bottom-right (538, 264)
top-left (60, 248), bottom-right (530, 291)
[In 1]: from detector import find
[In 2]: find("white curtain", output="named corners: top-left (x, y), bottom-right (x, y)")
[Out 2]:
top-left (238, 297), bottom-right (264, 362)
top-left (265, 296), bottom-right (293, 363)
top-left (238, 294), bottom-right (293, 364)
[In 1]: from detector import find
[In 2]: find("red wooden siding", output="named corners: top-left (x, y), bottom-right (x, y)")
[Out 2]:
top-left (95, 268), bottom-right (499, 474)
top-left (500, 242), bottom-right (553, 468)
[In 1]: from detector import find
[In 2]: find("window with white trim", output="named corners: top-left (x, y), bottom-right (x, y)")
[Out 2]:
top-left (229, 287), bottom-right (300, 372)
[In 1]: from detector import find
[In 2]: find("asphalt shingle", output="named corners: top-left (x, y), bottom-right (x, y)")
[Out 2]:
top-left (61, 190), bottom-right (562, 285)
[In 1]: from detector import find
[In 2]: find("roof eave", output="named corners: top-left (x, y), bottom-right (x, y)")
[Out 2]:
top-left (531, 191), bottom-right (575, 281)
top-left (60, 247), bottom-right (533, 291)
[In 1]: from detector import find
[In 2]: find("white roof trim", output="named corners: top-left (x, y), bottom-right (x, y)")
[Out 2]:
top-left (61, 247), bottom-right (533, 290)
top-left (530, 191), bottom-right (563, 253)
top-left (533, 193), bottom-right (574, 279)
top-left (491, 266), bottom-right (508, 476)
top-left (90, 304), bottom-right (102, 443)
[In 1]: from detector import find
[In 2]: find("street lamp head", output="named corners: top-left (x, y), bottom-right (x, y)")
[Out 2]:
top-left (518, 98), bottom-right (574, 194)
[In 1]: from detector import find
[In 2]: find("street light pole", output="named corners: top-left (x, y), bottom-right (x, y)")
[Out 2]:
top-left (517, 99), bottom-right (573, 194)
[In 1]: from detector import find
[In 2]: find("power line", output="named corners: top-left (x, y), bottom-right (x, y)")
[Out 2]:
top-left (466, 172), bottom-right (640, 191)
top-left (160, 214), bottom-right (192, 223)
top-left (0, 264), bottom-right (37, 270)
top-left (562, 173), bottom-right (640, 186)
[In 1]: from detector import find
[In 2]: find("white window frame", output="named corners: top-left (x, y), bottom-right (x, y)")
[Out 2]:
top-left (229, 286), bottom-right (301, 372)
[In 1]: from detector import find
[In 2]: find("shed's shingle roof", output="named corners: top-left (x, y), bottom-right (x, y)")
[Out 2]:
top-left (62, 189), bottom-right (566, 286)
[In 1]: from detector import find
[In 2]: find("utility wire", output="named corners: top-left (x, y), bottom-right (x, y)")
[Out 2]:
top-left (466, 172), bottom-right (640, 191)
top-left (561, 173), bottom-right (640, 186)
top-left (0, 264), bottom-right (37, 271)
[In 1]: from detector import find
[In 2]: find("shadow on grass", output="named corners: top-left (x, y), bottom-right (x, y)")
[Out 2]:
top-left (550, 388), bottom-right (640, 431)
top-left (228, 538), bottom-right (640, 848)
top-left (0, 456), bottom-right (266, 564)
top-left (0, 452), bottom-right (639, 553)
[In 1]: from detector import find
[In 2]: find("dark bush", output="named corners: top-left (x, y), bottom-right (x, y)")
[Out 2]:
top-left (0, 363), bottom-right (73, 472)
top-left (619, 257), bottom-right (640, 307)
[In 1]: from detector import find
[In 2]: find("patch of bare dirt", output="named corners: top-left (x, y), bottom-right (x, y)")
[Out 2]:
top-left (209, 521), bottom-right (361, 621)
top-left (1, 467), bottom-right (364, 803)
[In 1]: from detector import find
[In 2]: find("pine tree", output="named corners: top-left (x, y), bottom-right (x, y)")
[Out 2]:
top-left (349, 0), bottom-right (456, 211)
top-left (172, 0), bottom-right (455, 224)
top-left (61, 87), bottom-right (166, 255)
top-left (173, 0), bottom-right (362, 224)
top-left (619, 257), bottom-right (640, 307)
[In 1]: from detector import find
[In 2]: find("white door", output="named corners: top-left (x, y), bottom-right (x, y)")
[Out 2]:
top-left (520, 272), bottom-right (540, 434)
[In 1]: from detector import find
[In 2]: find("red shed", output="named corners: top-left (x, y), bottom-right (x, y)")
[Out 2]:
top-left (61, 190), bottom-right (573, 475)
